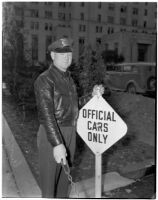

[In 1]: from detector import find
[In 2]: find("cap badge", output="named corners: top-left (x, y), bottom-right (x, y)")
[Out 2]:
top-left (60, 38), bottom-right (68, 47)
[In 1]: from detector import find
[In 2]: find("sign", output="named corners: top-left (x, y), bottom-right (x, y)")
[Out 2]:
top-left (77, 95), bottom-right (128, 155)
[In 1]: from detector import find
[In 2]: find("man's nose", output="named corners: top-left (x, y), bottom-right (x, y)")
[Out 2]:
top-left (64, 54), bottom-right (68, 58)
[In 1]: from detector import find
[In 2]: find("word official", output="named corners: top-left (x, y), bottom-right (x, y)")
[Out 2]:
top-left (82, 109), bottom-right (116, 121)
top-left (82, 109), bottom-right (117, 144)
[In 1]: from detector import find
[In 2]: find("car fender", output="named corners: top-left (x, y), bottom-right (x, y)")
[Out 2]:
top-left (126, 80), bottom-right (144, 93)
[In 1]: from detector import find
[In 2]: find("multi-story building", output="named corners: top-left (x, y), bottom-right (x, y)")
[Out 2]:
top-left (12, 2), bottom-right (156, 63)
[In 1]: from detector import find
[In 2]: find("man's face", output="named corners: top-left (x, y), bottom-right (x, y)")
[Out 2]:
top-left (51, 52), bottom-right (72, 71)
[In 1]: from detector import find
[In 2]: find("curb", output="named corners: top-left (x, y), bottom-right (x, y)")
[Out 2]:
top-left (2, 115), bottom-right (41, 197)
top-left (2, 145), bottom-right (20, 197)
top-left (118, 159), bottom-right (155, 179)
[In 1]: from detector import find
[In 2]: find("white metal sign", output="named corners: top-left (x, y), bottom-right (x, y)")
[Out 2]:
top-left (77, 95), bottom-right (128, 155)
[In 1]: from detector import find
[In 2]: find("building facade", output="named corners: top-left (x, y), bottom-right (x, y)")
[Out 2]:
top-left (12, 2), bottom-right (157, 63)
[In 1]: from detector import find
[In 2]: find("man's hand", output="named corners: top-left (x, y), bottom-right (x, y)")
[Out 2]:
top-left (53, 144), bottom-right (67, 165)
top-left (92, 84), bottom-right (104, 97)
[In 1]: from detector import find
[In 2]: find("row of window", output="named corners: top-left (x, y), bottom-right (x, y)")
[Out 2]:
top-left (15, 6), bottom-right (154, 20)
top-left (30, 10), bottom-right (151, 22)
top-left (30, 21), bottom-right (53, 31)
top-left (31, 2), bottom-right (150, 9)
top-left (30, 9), bottom-right (52, 18)
top-left (29, 20), bottom-right (155, 34)
top-left (58, 2), bottom-right (151, 12)
top-left (78, 2), bottom-right (102, 8)
top-left (31, 2), bottom-right (53, 5)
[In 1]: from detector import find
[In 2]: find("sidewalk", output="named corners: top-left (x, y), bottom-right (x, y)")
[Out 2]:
top-left (2, 114), bottom-right (155, 198)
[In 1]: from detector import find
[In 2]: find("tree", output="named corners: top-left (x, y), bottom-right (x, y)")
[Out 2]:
top-left (2, 2), bottom-right (31, 98)
top-left (77, 44), bottom-right (106, 96)
top-left (68, 60), bottom-right (83, 97)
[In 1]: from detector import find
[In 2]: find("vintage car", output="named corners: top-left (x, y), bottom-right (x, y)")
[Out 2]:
top-left (105, 62), bottom-right (156, 94)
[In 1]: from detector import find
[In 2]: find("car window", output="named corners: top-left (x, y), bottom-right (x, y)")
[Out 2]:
top-left (114, 65), bottom-right (122, 72)
top-left (123, 65), bottom-right (132, 72)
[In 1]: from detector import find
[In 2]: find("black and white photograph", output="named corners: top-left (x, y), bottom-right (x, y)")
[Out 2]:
top-left (2, 1), bottom-right (156, 198)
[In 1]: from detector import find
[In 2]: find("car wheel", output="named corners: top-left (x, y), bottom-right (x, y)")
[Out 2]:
top-left (127, 83), bottom-right (136, 94)
top-left (148, 77), bottom-right (156, 91)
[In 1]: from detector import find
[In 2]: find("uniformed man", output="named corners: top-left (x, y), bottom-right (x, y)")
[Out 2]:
top-left (34, 38), bottom-right (104, 198)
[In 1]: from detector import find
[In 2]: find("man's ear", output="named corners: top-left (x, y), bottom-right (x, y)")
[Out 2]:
top-left (50, 52), bottom-right (55, 60)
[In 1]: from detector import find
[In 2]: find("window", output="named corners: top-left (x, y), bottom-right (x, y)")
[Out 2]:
top-left (30, 9), bottom-right (39, 17)
top-left (123, 65), bottom-right (132, 72)
top-left (30, 21), bottom-right (39, 30)
top-left (45, 11), bottom-right (52, 19)
top-left (59, 2), bottom-right (66, 7)
top-left (96, 38), bottom-right (101, 44)
top-left (79, 37), bottom-right (85, 44)
top-left (142, 29), bottom-right (147, 34)
top-left (46, 35), bottom-right (52, 52)
top-left (79, 37), bottom-right (85, 54)
top-left (44, 2), bottom-right (52, 5)
top-left (15, 6), bottom-right (23, 16)
top-left (120, 28), bottom-right (126, 32)
top-left (132, 19), bottom-right (138, 27)
top-left (114, 42), bottom-right (118, 53)
top-left (98, 2), bottom-right (101, 9)
top-left (120, 6), bottom-right (127, 13)
top-left (155, 12), bottom-right (157, 18)
top-left (133, 8), bottom-right (138, 15)
top-left (144, 9), bottom-right (148, 16)
top-left (45, 23), bottom-right (48, 30)
top-left (80, 2), bottom-right (85, 7)
top-left (80, 13), bottom-right (84, 20)
top-left (79, 24), bottom-right (86, 32)
top-left (107, 16), bottom-right (114, 24)
top-left (32, 35), bottom-right (38, 60)
top-left (143, 21), bottom-right (147, 28)
top-left (120, 17), bottom-right (126, 25)
top-left (108, 3), bottom-right (115, 11)
top-left (138, 43), bottom-right (149, 61)
top-left (58, 13), bottom-right (66, 20)
top-left (97, 14), bottom-right (101, 22)
top-left (96, 26), bottom-right (102, 33)
top-left (107, 27), bottom-right (114, 34)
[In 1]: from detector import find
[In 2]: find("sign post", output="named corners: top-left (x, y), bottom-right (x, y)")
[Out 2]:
top-left (95, 153), bottom-right (102, 198)
top-left (77, 95), bottom-right (127, 198)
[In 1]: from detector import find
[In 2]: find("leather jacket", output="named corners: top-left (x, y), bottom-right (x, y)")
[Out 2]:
top-left (34, 64), bottom-right (79, 147)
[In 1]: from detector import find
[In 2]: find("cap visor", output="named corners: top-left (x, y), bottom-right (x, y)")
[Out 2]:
top-left (54, 46), bottom-right (72, 53)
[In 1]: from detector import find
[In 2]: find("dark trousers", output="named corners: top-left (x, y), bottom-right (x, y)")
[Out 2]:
top-left (37, 125), bottom-right (76, 198)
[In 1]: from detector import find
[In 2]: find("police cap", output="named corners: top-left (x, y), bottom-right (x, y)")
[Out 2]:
top-left (48, 38), bottom-right (73, 53)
